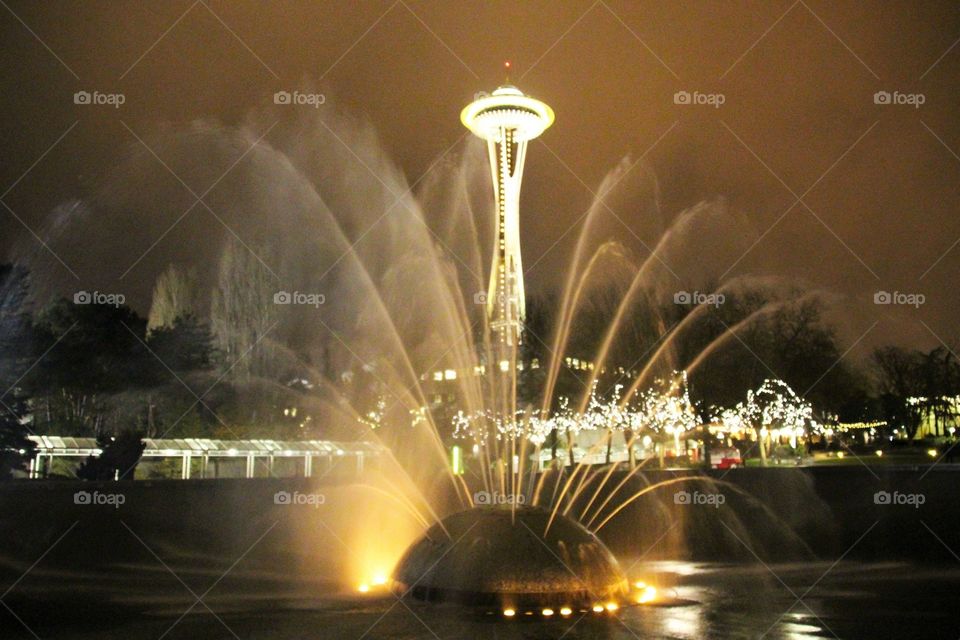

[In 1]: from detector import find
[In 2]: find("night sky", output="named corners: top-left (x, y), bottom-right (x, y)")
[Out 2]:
top-left (2, 1), bottom-right (959, 357)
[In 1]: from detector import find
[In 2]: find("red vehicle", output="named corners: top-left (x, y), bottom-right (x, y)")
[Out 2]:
top-left (710, 447), bottom-right (742, 470)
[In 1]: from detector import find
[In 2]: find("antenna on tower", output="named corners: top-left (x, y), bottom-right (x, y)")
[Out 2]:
top-left (504, 60), bottom-right (511, 83)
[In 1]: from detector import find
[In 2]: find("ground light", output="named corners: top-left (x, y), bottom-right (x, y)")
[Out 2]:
top-left (637, 586), bottom-right (657, 603)
top-left (357, 570), bottom-right (390, 594)
top-left (496, 583), bottom-right (665, 620)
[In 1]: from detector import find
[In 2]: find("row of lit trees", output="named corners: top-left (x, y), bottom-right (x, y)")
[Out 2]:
top-left (450, 372), bottom-right (818, 468)
top-left (507, 283), bottom-right (960, 456)
top-left (516, 285), bottom-right (864, 421)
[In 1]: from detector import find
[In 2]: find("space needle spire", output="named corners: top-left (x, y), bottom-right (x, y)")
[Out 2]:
top-left (461, 65), bottom-right (554, 348)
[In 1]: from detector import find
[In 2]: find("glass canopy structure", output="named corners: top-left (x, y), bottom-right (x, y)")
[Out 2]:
top-left (26, 436), bottom-right (384, 480)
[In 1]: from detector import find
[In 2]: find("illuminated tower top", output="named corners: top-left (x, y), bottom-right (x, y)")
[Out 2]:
top-left (461, 79), bottom-right (554, 348)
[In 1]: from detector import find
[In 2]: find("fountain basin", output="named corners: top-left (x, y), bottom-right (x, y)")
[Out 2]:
top-left (391, 505), bottom-right (628, 607)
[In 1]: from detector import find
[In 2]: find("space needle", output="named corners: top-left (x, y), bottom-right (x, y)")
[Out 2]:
top-left (461, 65), bottom-right (554, 349)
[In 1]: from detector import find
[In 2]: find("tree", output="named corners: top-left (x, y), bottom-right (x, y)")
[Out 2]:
top-left (721, 379), bottom-right (816, 465)
top-left (147, 314), bottom-right (215, 372)
top-left (0, 264), bottom-right (37, 479)
top-left (29, 298), bottom-right (155, 435)
top-left (147, 264), bottom-right (201, 331)
top-left (210, 236), bottom-right (277, 380)
top-left (76, 430), bottom-right (146, 480)
top-left (0, 398), bottom-right (36, 479)
top-left (632, 373), bottom-right (699, 468)
top-left (873, 345), bottom-right (960, 439)
top-left (681, 292), bottom-right (861, 417)
top-left (919, 347), bottom-right (960, 436)
top-left (874, 346), bottom-right (926, 439)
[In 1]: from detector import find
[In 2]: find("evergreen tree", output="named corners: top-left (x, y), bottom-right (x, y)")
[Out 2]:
top-left (147, 314), bottom-right (216, 372)
top-left (0, 264), bottom-right (38, 479)
top-left (76, 430), bottom-right (146, 480)
top-left (29, 298), bottom-right (155, 435)
top-left (0, 389), bottom-right (36, 479)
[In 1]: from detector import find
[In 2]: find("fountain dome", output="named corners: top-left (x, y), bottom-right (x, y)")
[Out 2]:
top-left (391, 505), bottom-right (628, 608)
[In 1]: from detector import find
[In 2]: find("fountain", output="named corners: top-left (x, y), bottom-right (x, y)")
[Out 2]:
top-left (14, 71), bottom-right (819, 616)
top-left (391, 505), bottom-right (627, 608)
top-left (385, 81), bottom-right (704, 610)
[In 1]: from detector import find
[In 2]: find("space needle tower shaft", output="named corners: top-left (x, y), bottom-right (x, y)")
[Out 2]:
top-left (461, 76), bottom-right (554, 348)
